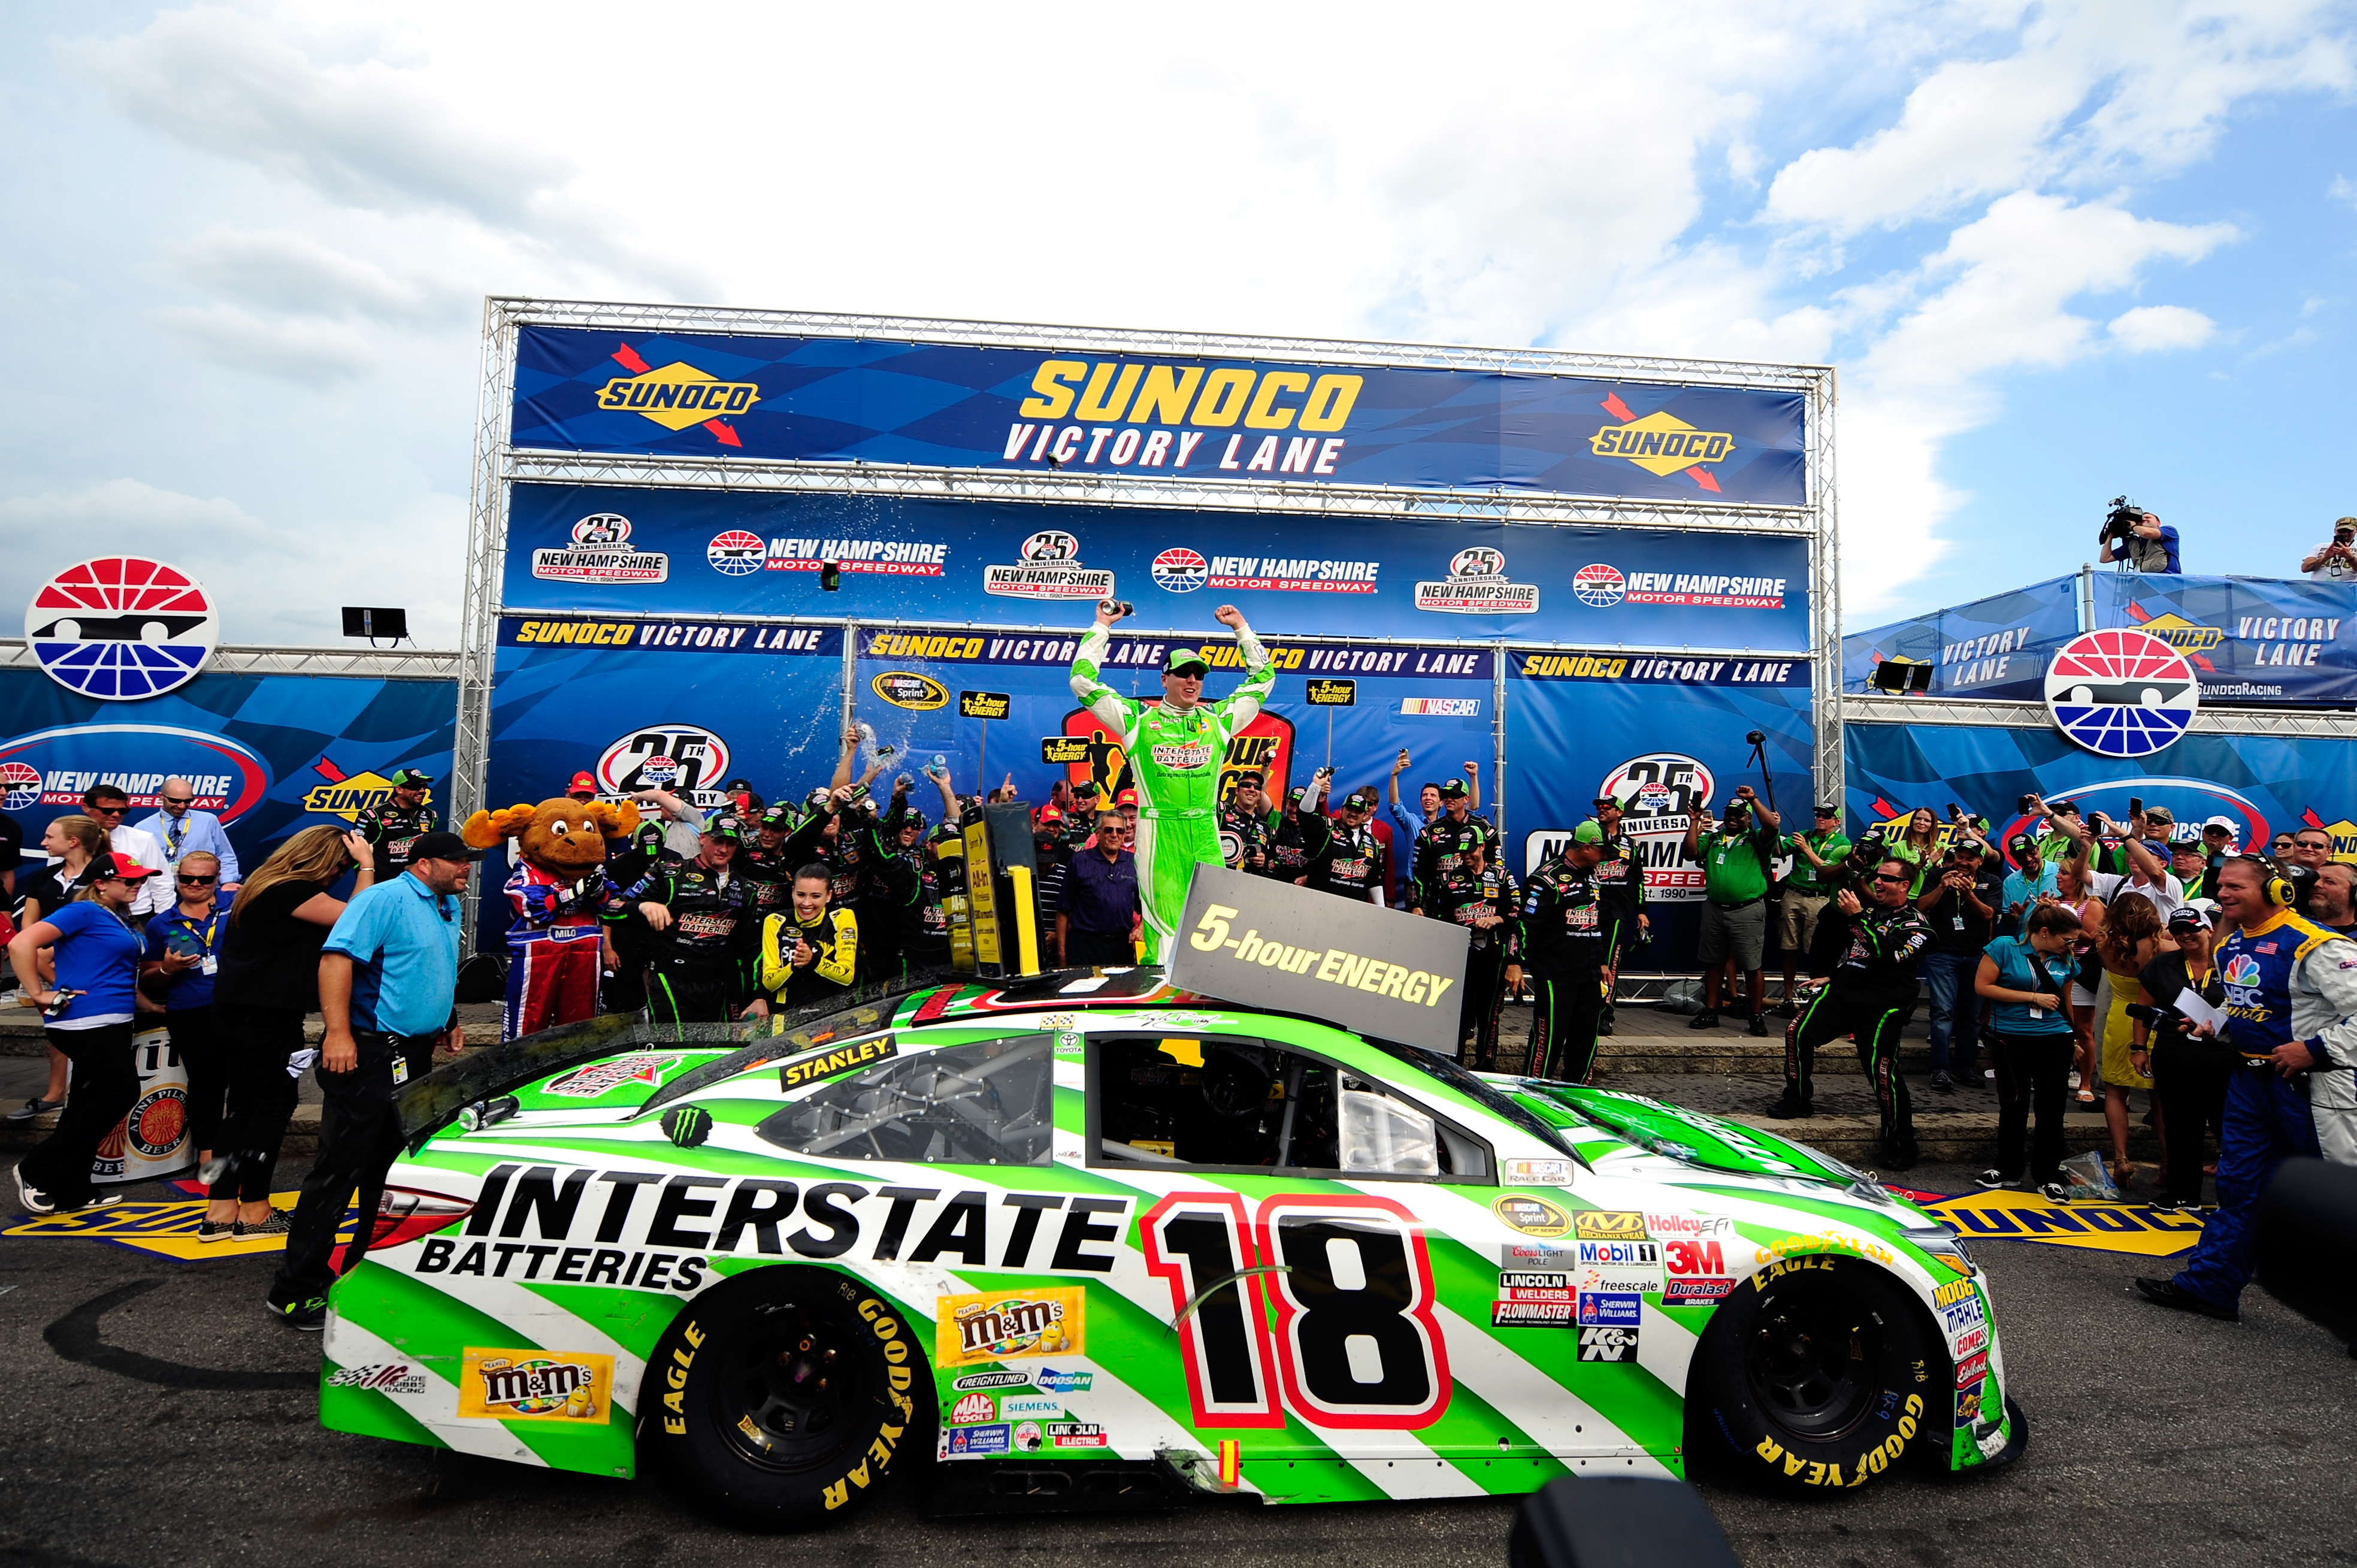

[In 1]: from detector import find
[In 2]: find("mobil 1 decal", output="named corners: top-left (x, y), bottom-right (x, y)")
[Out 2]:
top-left (412, 1164), bottom-right (1133, 1291)
top-left (1142, 1191), bottom-right (1448, 1430)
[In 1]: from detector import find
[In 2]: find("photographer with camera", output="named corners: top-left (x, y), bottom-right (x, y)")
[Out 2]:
top-left (1775, 805), bottom-right (1850, 1019)
top-left (2096, 497), bottom-right (2181, 574)
top-left (1919, 838), bottom-right (2003, 1092)
top-left (1680, 786), bottom-right (1781, 1035)
top-left (2302, 517), bottom-right (2357, 583)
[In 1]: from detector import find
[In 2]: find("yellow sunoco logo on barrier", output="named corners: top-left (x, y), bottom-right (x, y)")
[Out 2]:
top-left (597, 361), bottom-right (761, 431)
top-left (2131, 612), bottom-right (2226, 655)
top-left (1590, 410), bottom-right (1734, 475)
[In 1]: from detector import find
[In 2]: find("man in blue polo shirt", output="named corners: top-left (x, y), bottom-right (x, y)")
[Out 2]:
top-left (268, 830), bottom-right (475, 1330)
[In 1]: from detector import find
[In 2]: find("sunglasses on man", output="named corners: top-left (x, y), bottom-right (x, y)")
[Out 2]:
top-left (88, 803), bottom-right (126, 816)
top-left (177, 873), bottom-right (217, 885)
top-left (161, 795), bottom-right (194, 806)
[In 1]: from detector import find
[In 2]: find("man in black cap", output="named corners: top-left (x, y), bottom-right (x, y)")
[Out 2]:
top-left (1221, 770), bottom-right (1278, 876)
top-left (630, 814), bottom-right (757, 1030)
top-left (1413, 777), bottom-right (1493, 916)
top-left (1588, 794), bottom-right (1650, 1036)
top-left (356, 768), bottom-right (438, 882)
top-left (1777, 804), bottom-right (1851, 1016)
top-left (1310, 790), bottom-right (1388, 904)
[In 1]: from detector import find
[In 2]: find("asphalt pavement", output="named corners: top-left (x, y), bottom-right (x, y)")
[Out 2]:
top-left (3, 1152), bottom-right (2352, 1568)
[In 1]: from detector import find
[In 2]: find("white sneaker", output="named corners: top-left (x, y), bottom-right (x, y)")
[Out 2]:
top-left (14, 1167), bottom-right (56, 1215)
top-left (2068, 1070), bottom-right (2081, 1089)
top-left (69, 1192), bottom-right (125, 1213)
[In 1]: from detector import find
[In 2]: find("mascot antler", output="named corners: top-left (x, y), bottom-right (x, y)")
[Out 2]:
top-left (460, 803), bottom-right (541, 850)
top-left (580, 799), bottom-right (643, 839)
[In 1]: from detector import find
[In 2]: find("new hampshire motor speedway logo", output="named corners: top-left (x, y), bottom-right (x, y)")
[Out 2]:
top-left (532, 513), bottom-right (670, 585)
top-left (1152, 547), bottom-right (1208, 592)
top-left (1573, 563), bottom-right (1787, 610)
top-left (1415, 547), bottom-right (1539, 615)
top-left (0, 724), bottom-right (270, 818)
top-left (25, 556), bottom-right (220, 701)
top-left (707, 531), bottom-right (767, 577)
top-left (2043, 629), bottom-right (2201, 758)
top-left (985, 531), bottom-right (1115, 601)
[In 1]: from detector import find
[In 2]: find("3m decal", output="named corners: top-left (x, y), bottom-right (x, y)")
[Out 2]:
top-left (456, 1348), bottom-right (614, 1421)
top-left (936, 1287), bottom-right (1085, 1366)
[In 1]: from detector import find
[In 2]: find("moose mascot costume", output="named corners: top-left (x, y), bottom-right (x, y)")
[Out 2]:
top-left (462, 796), bottom-right (643, 1040)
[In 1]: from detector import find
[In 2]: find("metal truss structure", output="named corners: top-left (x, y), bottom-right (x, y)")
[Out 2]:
top-left (0, 639), bottom-right (458, 680)
top-left (459, 296), bottom-right (1844, 936)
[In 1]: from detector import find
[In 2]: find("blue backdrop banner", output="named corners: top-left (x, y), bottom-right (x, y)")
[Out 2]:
top-left (513, 326), bottom-right (1808, 505)
top-left (0, 667), bottom-right (455, 879)
top-left (502, 483), bottom-right (1814, 650)
top-left (1846, 572), bottom-right (2357, 708)
top-left (1844, 719), bottom-right (2357, 863)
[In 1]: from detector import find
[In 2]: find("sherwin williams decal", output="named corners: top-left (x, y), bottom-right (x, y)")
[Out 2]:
top-left (937, 1288), bottom-right (1084, 1366)
top-left (456, 1348), bottom-right (614, 1420)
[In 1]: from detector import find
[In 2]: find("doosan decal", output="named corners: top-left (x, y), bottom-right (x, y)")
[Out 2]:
top-left (0, 724), bottom-right (269, 819)
top-left (986, 531), bottom-right (1115, 601)
top-left (25, 556), bottom-right (219, 701)
top-left (532, 514), bottom-right (670, 585)
top-left (1415, 548), bottom-right (1539, 616)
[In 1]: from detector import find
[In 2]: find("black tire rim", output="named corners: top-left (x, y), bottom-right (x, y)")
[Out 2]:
top-left (713, 1298), bottom-right (864, 1473)
top-left (1743, 1287), bottom-right (1880, 1442)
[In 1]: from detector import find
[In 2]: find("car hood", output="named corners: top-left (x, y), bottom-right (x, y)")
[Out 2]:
top-left (1518, 1082), bottom-right (1860, 1186)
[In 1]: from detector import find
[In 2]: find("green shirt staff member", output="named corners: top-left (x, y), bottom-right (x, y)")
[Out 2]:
top-left (1070, 600), bottom-right (1273, 963)
top-left (1681, 786), bottom-right (1781, 1034)
top-left (1777, 805), bottom-right (1853, 1018)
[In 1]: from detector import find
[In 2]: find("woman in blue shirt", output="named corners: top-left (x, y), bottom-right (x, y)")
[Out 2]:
top-left (142, 850), bottom-right (232, 1193)
top-left (1972, 901), bottom-right (2087, 1198)
top-left (6, 852), bottom-right (161, 1214)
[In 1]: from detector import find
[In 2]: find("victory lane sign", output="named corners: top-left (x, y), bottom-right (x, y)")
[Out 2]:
top-left (1169, 864), bottom-right (1470, 1055)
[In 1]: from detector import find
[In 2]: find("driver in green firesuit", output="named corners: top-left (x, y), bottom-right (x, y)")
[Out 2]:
top-left (1070, 599), bottom-right (1273, 962)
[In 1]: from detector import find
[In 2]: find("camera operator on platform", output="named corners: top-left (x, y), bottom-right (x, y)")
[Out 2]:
top-left (2097, 501), bottom-right (2181, 574)
top-left (2302, 517), bottom-right (2357, 583)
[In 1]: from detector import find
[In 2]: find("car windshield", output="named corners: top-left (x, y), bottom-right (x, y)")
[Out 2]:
top-left (754, 1034), bottom-right (1056, 1165)
top-left (1370, 1040), bottom-right (1577, 1158)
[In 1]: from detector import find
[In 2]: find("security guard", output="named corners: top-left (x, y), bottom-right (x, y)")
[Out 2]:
top-left (2138, 856), bottom-right (2357, 1320)
top-left (1433, 834), bottom-right (1519, 1067)
top-left (1520, 821), bottom-right (1610, 1082)
top-left (1590, 793), bottom-right (1649, 1036)
top-left (756, 865), bottom-right (860, 1011)
top-left (630, 815), bottom-right (756, 1030)
top-left (1768, 852), bottom-right (1932, 1170)
top-left (356, 768), bottom-right (438, 881)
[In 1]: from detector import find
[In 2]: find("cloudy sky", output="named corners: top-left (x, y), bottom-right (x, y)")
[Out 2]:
top-left (2, 1), bottom-right (2351, 647)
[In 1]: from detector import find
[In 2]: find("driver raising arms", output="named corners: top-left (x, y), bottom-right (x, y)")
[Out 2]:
top-left (1069, 600), bottom-right (1274, 961)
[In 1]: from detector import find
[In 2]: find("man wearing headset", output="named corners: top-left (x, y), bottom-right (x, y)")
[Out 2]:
top-left (2137, 856), bottom-right (2357, 1321)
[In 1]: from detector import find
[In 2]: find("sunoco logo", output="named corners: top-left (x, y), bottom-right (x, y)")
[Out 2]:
top-left (301, 757), bottom-right (428, 822)
top-left (1589, 393), bottom-right (1733, 491)
top-left (2128, 610), bottom-right (2225, 656)
top-left (595, 343), bottom-right (758, 443)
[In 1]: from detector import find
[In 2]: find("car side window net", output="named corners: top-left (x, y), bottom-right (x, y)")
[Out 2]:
top-left (754, 1033), bottom-right (1055, 1165)
top-left (1092, 1037), bottom-right (1481, 1179)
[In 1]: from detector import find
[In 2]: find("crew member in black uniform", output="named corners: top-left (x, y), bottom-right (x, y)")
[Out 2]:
top-left (1309, 791), bottom-right (1388, 903)
top-left (739, 806), bottom-right (800, 922)
top-left (1412, 778), bottom-right (1493, 915)
top-left (1433, 834), bottom-right (1518, 1067)
top-left (1590, 792), bottom-right (1648, 1036)
top-left (1768, 854), bottom-right (1932, 1169)
top-left (596, 812), bottom-right (671, 1014)
top-left (859, 780), bottom-right (947, 982)
top-left (1220, 771), bottom-right (1278, 876)
top-left (629, 815), bottom-right (756, 1031)
top-left (356, 768), bottom-right (438, 881)
top-left (755, 865), bottom-right (860, 1010)
top-left (1270, 773), bottom-right (1333, 885)
top-left (1520, 821), bottom-right (1611, 1082)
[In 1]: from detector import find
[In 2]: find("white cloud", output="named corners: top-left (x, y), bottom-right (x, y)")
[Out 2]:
top-left (2108, 303), bottom-right (2217, 351)
top-left (2334, 174), bottom-right (2357, 210)
top-left (173, 227), bottom-right (466, 324)
top-left (150, 302), bottom-right (379, 383)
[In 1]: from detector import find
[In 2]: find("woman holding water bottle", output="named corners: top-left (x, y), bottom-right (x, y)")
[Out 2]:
top-left (140, 850), bottom-right (234, 1176)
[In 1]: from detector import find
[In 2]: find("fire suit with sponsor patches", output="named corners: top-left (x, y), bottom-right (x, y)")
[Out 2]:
top-left (2170, 910), bottom-right (2357, 1311)
top-left (1221, 803), bottom-right (1278, 876)
top-left (1070, 622), bottom-right (1274, 962)
top-left (628, 862), bottom-right (755, 1029)
top-left (1309, 821), bottom-right (1387, 903)
top-left (356, 801), bottom-right (438, 881)
top-left (1784, 903), bottom-right (1931, 1146)
top-left (1593, 828), bottom-right (1647, 1028)
top-left (1521, 855), bottom-right (1609, 1083)
top-left (1413, 815), bottom-right (1495, 914)
top-left (1434, 863), bottom-right (1520, 1067)
top-left (757, 908), bottom-right (860, 1010)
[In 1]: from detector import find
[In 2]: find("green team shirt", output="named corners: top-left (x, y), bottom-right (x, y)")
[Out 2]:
top-left (1070, 622), bottom-right (1274, 960)
top-left (1702, 827), bottom-right (1777, 904)
top-left (1782, 829), bottom-right (1852, 893)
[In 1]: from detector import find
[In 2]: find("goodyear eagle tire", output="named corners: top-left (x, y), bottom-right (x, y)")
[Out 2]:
top-left (1690, 1255), bottom-right (1938, 1493)
top-left (643, 1267), bottom-right (930, 1529)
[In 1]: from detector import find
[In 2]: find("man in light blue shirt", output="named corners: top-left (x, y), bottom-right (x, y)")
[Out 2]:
top-left (269, 830), bottom-right (475, 1330)
top-left (1999, 834), bottom-right (2061, 938)
top-left (131, 776), bottom-right (243, 886)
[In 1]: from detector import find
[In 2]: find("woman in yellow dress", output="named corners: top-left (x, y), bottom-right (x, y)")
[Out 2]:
top-left (2093, 891), bottom-right (2166, 1188)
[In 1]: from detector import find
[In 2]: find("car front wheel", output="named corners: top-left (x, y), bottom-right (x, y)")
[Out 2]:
top-left (1690, 1255), bottom-right (1941, 1491)
top-left (642, 1267), bottom-right (930, 1528)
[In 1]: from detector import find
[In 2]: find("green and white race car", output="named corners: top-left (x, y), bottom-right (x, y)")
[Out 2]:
top-left (323, 968), bottom-right (2022, 1526)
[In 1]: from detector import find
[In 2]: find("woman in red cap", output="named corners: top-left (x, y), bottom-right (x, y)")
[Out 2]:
top-left (7, 852), bottom-right (161, 1213)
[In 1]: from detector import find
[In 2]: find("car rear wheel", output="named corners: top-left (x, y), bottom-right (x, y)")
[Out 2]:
top-left (642, 1267), bottom-right (930, 1528)
top-left (1690, 1256), bottom-right (1941, 1491)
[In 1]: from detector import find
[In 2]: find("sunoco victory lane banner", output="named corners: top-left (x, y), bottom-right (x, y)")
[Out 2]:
top-left (503, 484), bottom-right (1813, 649)
top-left (513, 326), bottom-right (1808, 504)
top-left (0, 667), bottom-right (455, 873)
top-left (1846, 571), bottom-right (2357, 707)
